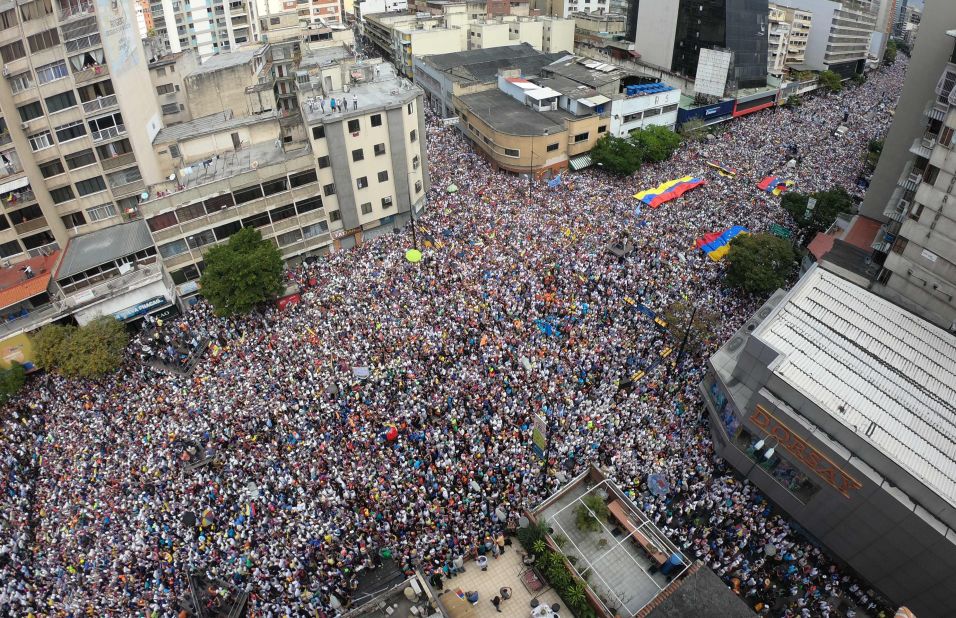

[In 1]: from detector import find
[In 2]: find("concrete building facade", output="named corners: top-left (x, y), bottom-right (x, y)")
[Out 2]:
top-left (769, 4), bottom-right (814, 76)
top-left (703, 266), bottom-right (956, 617)
top-left (0, 0), bottom-right (164, 263)
top-left (773, 0), bottom-right (878, 78)
top-left (861, 1), bottom-right (956, 330)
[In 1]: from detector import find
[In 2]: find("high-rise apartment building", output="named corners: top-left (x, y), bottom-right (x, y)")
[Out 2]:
top-left (148, 0), bottom-right (255, 58)
top-left (768, 3), bottom-right (812, 75)
top-left (768, 4), bottom-right (792, 76)
top-left (0, 0), bottom-right (163, 264)
top-left (772, 0), bottom-right (878, 78)
top-left (626, 0), bottom-right (769, 89)
top-left (861, 0), bottom-right (956, 330)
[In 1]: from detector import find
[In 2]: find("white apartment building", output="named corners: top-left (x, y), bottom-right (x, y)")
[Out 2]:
top-left (769, 5), bottom-right (792, 77)
top-left (148, 0), bottom-right (255, 58)
top-left (773, 0), bottom-right (877, 78)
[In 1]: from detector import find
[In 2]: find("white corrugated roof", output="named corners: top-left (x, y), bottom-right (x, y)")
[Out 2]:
top-left (526, 87), bottom-right (561, 100)
top-left (755, 268), bottom-right (956, 506)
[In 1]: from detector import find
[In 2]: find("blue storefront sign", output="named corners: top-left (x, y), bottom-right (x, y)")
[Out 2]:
top-left (113, 296), bottom-right (169, 321)
top-left (677, 99), bottom-right (735, 126)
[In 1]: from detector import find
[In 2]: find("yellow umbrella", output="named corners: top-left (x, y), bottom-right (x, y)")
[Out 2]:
top-left (405, 249), bottom-right (423, 263)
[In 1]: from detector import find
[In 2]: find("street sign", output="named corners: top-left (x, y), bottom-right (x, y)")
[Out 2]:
top-left (769, 223), bottom-right (792, 239)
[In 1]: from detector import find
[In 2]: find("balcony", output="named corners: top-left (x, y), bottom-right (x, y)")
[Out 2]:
top-left (63, 32), bottom-right (101, 54)
top-left (63, 262), bottom-right (165, 310)
top-left (14, 217), bottom-right (50, 235)
top-left (99, 151), bottom-right (136, 171)
top-left (92, 124), bottom-right (126, 142)
top-left (81, 94), bottom-right (118, 114)
top-left (58, 0), bottom-right (95, 22)
top-left (0, 132), bottom-right (11, 147)
top-left (909, 136), bottom-right (935, 159)
top-left (4, 190), bottom-right (37, 207)
top-left (27, 242), bottom-right (58, 258)
top-left (110, 178), bottom-right (146, 198)
top-left (1, 159), bottom-right (24, 179)
top-left (73, 64), bottom-right (109, 85)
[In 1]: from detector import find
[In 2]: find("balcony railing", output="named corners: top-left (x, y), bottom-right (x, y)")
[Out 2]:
top-left (63, 262), bottom-right (164, 310)
top-left (74, 64), bottom-right (109, 85)
top-left (81, 94), bottom-right (117, 114)
top-left (27, 242), bottom-right (58, 258)
top-left (110, 178), bottom-right (146, 197)
top-left (1, 160), bottom-right (23, 179)
top-left (58, 0), bottom-right (95, 22)
top-left (14, 218), bottom-right (50, 235)
top-left (4, 190), bottom-right (36, 206)
top-left (99, 151), bottom-right (136, 171)
top-left (92, 124), bottom-right (126, 142)
top-left (64, 33), bottom-right (101, 53)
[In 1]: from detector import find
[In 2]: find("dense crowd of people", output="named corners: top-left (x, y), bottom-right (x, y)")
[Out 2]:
top-left (0, 59), bottom-right (908, 617)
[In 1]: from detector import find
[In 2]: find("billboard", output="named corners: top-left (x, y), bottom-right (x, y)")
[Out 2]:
top-left (0, 333), bottom-right (36, 372)
top-left (695, 48), bottom-right (733, 98)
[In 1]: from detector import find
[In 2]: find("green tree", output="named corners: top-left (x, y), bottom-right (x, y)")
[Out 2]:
top-left (0, 363), bottom-right (26, 403)
top-left (33, 318), bottom-right (128, 378)
top-left (662, 299), bottom-right (722, 353)
top-left (574, 492), bottom-right (609, 532)
top-left (884, 39), bottom-right (898, 65)
top-left (784, 95), bottom-right (802, 108)
top-left (590, 134), bottom-right (643, 176)
top-left (726, 233), bottom-right (797, 296)
top-left (867, 138), bottom-right (884, 169)
top-left (200, 227), bottom-right (284, 315)
top-left (782, 187), bottom-right (853, 238)
top-left (631, 125), bottom-right (682, 163)
top-left (818, 70), bottom-right (843, 93)
top-left (678, 117), bottom-right (706, 142)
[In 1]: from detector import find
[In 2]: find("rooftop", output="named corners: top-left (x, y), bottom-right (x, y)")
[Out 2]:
top-left (149, 51), bottom-right (186, 69)
top-left (644, 563), bottom-right (754, 618)
top-left (299, 63), bottom-right (419, 124)
top-left (153, 110), bottom-right (278, 145)
top-left (420, 44), bottom-right (568, 84)
top-left (458, 90), bottom-right (564, 135)
top-left (142, 141), bottom-right (312, 206)
top-left (299, 44), bottom-right (354, 70)
top-left (536, 75), bottom-right (598, 98)
top-left (187, 46), bottom-right (264, 76)
top-left (542, 56), bottom-right (626, 88)
top-left (56, 221), bottom-right (154, 280)
top-left (0, 251), bottom-right (58, 311)
top-left (753, 267), bottom-right (956, 508)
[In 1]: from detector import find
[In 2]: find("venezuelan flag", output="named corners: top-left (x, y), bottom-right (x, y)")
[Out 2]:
top-left (696, 225), bottom-right (749, 261)
top-left (772, 180), bottom-right (795, 196)
top-left (757, 176), bottom-right (780, 191)
top-left (706, 161), bottom-right (737, 177)
top-left (634, 175), bottom-right (706, 208)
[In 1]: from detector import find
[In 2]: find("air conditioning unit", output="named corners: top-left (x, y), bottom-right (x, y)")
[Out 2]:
top-left (898, 198), bottom-right (910, 213)
top-left (1, 67), bottom-right (9, 78)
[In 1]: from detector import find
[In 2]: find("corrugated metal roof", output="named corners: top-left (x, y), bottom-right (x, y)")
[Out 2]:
top-left (56, 220), bottom-right (154, 280)
top-left (755, 268), bottom-right (956, 506)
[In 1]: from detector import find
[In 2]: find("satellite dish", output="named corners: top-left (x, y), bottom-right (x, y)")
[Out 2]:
top-left (251, 160), bottom-right (259, 169)
top-left (518, 516), bottom-right (530, 529)
top-left (140, 192), bottom-right (149, 200)
top-left (168, 173), bottom-right (176, 181)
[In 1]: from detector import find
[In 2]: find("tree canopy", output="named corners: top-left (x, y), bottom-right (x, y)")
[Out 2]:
top-left (884, 39), bottom-right (898, 65)
top-left (630, 125), bottom-right (682, 162)
top-left (199, 227), bottom-right (285, 315)
top-left (678, 117), bottom-right (706, 141)
top-left (590, 134), bottom-right (643, 176)
top-left (818, 70), bottom-right (843, 93)
top-left (726, 233), bottom-right (797, 296)
top-left (34, 317), bottom-right (129, 378)
top-left (0, 363), bottom-right (26, 403)
top-left (781, 187), bottom-right (854, 240)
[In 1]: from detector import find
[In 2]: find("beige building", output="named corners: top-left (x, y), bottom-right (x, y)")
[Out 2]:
top-left (572, 10), bottom-right (626, 48)
top-left (182, 46), bottom-right (273, 119)
top-left (148, 50), bottom-right (200, 126)
top-left (0, 0), bottom-right (165, 263)
top-left (769, 4), bottom-right (813, 76)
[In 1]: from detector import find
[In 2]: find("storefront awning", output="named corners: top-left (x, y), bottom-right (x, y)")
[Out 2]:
top-left (0, 176), bottom-right (30, 195)
top-left (569, 154), bottom-right (593, 171)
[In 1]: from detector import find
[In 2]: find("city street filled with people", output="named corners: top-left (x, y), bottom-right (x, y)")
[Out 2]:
top-left (0, 59), bottom-right (907, 618)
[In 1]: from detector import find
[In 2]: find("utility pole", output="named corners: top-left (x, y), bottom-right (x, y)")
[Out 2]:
top-left (668, 304), bottom-right (699, 384)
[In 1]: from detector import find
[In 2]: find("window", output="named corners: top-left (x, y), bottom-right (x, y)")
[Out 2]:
top-left (55, 121), bottom-right (87, 143)
top-left (156, 84), bottom-right (175, 95)
top-left (186, 229), bottom-right (216, 250)
top-left (663, 103), bottom-right (678, 113)
top-left (504, 148), bottom-right (519, 158)
top-left (381, 196), bottom-right (393, 208)
top-left (415, 180), bottom-right (422, 193)
top-left (941, 126), bottom-right (954, 148)
top-left (573, 132), bottom-right (589, 143)
top-left (158, 239), bottom-right (188, 258)
top-left (49, 186), bottom-right (74, 204)
top-left (169, 144), bottom-right (181, 158)
top-left (19, 0), bottom-right (53, 21)
top-left (275, 228), bottom-right (303, 246)
top-left (302, 221), bottom-right (329, 238)
top-left (147, 211), bottom-right (178, 232)
top-left (170, 264), bottom-right (201, 285)
top-left (371, 114), bottom-right (382, 127)
top-left (407, 102), bottom-right (413, 115)
top-left (412, 155), bottom-right (420, 169)
top-left (374, 143), bottom-right (386, 156)
top-left (161, 103), bottom-right (180, 115)
top-left (176, 202), bottom-right (207, 222)
top-left (361, 202), bottom-right (372, 215)
top-left (46, 91), bottom-right (78, 114)
top-left (28, 29), bottom-right (59, 53)
top-left (9, 72), bottom-right (33, 94)
top-left (352, 148), bottom-right (364, 162)
top-left (312, 125), bottom-right (325, 140)
top-left (295, 196), bottom-right (322, 214)
top-left (0, 41), bottom-right (26, 64)
top-left (18, 102), bottom-right (44, 123)
top-left (410, 129), bottom-right (417, 142)
top-left (0, 240), bottom-right (22, 259)
top-left (377, 170), bottom-right (388, 182)
top-left (547, 142), bottom-right (559, 152)
top-left (909, 202), bottom-right (925, 221)
top-left (36, 60), bottom-right (68, 85)
top-left (347, 119), bottom-right (360, 133)
top-left (317, 155), bottom-right (330, 169)
top-left (329, 209), bottom-right (341, 222)
top-left (38, 159), bottom-right (65, 178)
top-left (262, 177), bottom-right (288, 196)
top-left (241, 212), bottom-right (271, 228)
top-left (61, 211), bottom-right (86, 229)
top-left (213, 220), bottom-right (241, 241)
top-left (75, 176), bottom-right (106, 196)
top-left (356, 176), bottom-right (369, 189)
top-left (891, 237), bottom-right (908, 254)
top-left (269, 204), bottom-right (296, 222)
top-left (0, 8), bottom-right (16, 30)
top-left (323, 183), bottom-right (336, 196)
top-left (65, 149), bottom-right (96, 169)
top-left (233, 184), bottom-right (264, 204)
top-left (154, 67), bottom-right (166, 77)
top-left (29, 131), bottom-right (54, 152)
top-left (289, 169), bottom-right (317, 187)
top-left (598, 125), bottom-right (607, 134)
top-left (8, 205), bottom-right (42, 225)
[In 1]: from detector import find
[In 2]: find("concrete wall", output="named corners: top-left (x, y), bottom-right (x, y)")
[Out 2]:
top-left (773, 0), bottom-right (839, 71)
top-left (632, 1), bottom-right (680, 71)
top-left (542, 17), bottom-right (575, 53)
top-left (184, 63), bottom-right (261, 120)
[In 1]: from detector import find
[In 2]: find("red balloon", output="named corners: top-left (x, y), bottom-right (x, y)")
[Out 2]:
top-left (386, 427), bottom-right (399, 441)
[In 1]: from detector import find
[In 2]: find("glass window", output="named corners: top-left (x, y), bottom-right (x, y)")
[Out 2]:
top-left (374, 143), bottom-right (386, 156)
top-left (0, 240), bottom-right (23, 258)
top-left (233, 184), bottom-right (264, 204)
top-left (269, 204), bottom-right (296, 222)
top-left (328, 210), bottom-right (340, 222)
top-left (275, 228), bottom-right (302, 246)
top-left (176, 202), bottom-right (207, 222)
top-left (65, 149), bottom-right (96, 169)
top-left (241, 212), bottom-right (270, 228)
top-left (352, 148), bottom-right (364, 162)
top-left (410, 129), bottom-right (417, 142)
top-left (573, 132), bottom-right (589, 143)
top-left (289, 169), bottom-right (317, 187)
top-left (547, 143), bottom-right (559, 152)
top-left (415, 180), bottom-right (422, 194)
top-left (49, 186), bottom-right (74, 204)
top-left (733, 429), bottom-right (820, 503)
top-left (0, 8), bottom-right (16, 30)
top-left (213, 220), bottom-right (241, 240)
top-left (186, 229), bottom-right (215, 249)
top-left (35, 60), bottom-right (68, 84)
top-left (29, 131), bottom-right (54, 152)
top-left (55, 120), bottom-right (86, 143)
top-left (156, 84), bottom-right (175, 95)
top-left (203, 193), bottom-right (234, 212)
top-left (312, 125), bottom-right (325, 139)
top-left (504, 148), bottom-right (519, 157)
top-left (295, 196), bottom-right (322, 214)
top-left (87, 203), bottom-right (117, 223)
top-left (356, 176), bottom-right (368, 189)
top-left (371, 114), bottom-right (382, 127)
top-left (302, 220), bottom-right (329, 238)
top-left (347, 119), bottom-right (360, 133)
top-left (9, 72), bottom-right (33, 94)
top-left (27, 28), bottom-right (59, 53)
top-left (22, 231), bottom-right (55, 250)
top-left (323, 183), bottom-right (335, 196)
top-left (61, 211), bottom-right (86, 229)
top-left (0, 41), bottom-right (26, 64)
top-left (158, 238), bottom-right (188, 258)
top-left (161, 103), bottom-right (180, 115)
top-left (381, 196), bottom-right (393, 208)
top-left (317, 155), bottom-right (330, 168)
top-left (75, 176), bottom-right (106, 196)
top-left (377, 170), bottom-right (389, 182)
top-left (360, 202), bottom-right (372, 215)
top-left (262, 177), bottom-right (288, 196)
top-left (18, 102), bottom-right (44, 122)
top-left (39, 159), bottom-right (65, 178)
